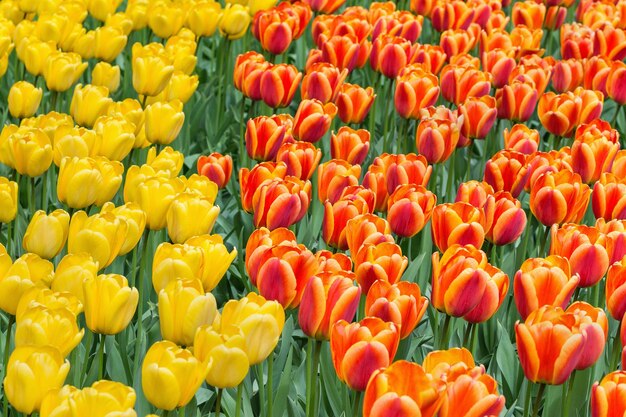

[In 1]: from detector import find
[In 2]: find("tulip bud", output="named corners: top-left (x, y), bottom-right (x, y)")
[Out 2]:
top-left (144, 100), bottom-right (185, 145)
top-left (51, 253), bottom-right (99, 304)
top-left (239, 162), bottom-right (287, 213)
top-left (135, 176), bottom-right (186, 231)
top-left (354, 242), bottom-right (407, 294)
top-left (83, 273), bottom-right (138, 335)
top-left (260, 63), bottom-right (303, 109)
top-left (197, 153), bottom-right (233, 189)
top-left (166, 192), bottom-right (220, 244)
top-left (245, 114), bottom-right (292, 162)
top-left (8, 81), bottom-right (42, 119)
top-left (43, 51), bottom-right (88, 92)
top-left (148, 1), bottom-right (185, 39)
top-left (276, 141), bottom-right (322, 181)
top-left (301, 62), bottom-right (348, 103)
top-left (252, 176), bottom-right (311, 230)
top-left (0, 176), bottom-right (18, 223)
top-left (91, 62), bottom-right (121, 93)
top-left (0, 125), bottom-right (53, 177)
top-left (330, 127), bottom-right (370, 165)
top-left (387, 184), bottom-right (436, 238)
top-left (335, 82), bottom-right (375, 124)
top-left (186, 1), bottom-right (222, 38)
top-left (431, 202), bottom-right (486, 252)
top-left (530, 170), bottom-right (591, 226)
top-left (503, 124), bottom-right (540, 154)
top-left (22, 209), bottom-right (70, 259)
top-left (68, 211), bottom-right (128, 269)
top-left (70, 84), bottom-right (112, 128)
top-left (219, 4), bottom-right (251, 40)
top-left (131, 42), bottom-right (175, 98)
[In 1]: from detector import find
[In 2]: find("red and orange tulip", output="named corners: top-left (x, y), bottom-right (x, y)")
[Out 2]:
top-left (394, 65), bottom-right (440, 119)
top-left (334, 82), bottom-right (376, 124)
top-left (370, 34), bottom-right (414, 78)
top-left (431, 202), bottom-right (486, 252)
top-left (317, 159), bottom-right (361, 204)
top-left (239, 161), bottom-right (287, 213)
top-left (373, 153), bottom-right (432, 195)
top-left (440, 65), bottom-right (491, 106)
top-left (260, 63), bottom-right (303, 108)
top-left (353, 242), bottom-right (408, 294)
top-left (593, 173), bottom-right (626, 221)
top-left (538, 90), bottom-right (582, 138)
top-left (197, 153), bottom-right (233, 189)
top-left (503, 124), bottom-right (540, 155)
top-left (416, 116), bottom-right (462, 164)
top-left (567, 301), bottom-right (608, 370)
top-left (251, 176), bottom-right (311, 230)
top-left (252, 9), bottom-right (298, 55)
top-left (458, 95), bottom-right (497, 140)
top-left (387, 184), bottom-right (436, 238)
top-left (483, 150), bottom-right (529, 198)
top-left (330, 126), bottom-right (370, 165)
top-left (275, 141), bottom-right (322, 181)
top-left (487, 191), bottom-right (527, 246)
top-left (591, 371), bottom-right (626, 417)
top-left (292, 98), bottom-right (337, 143)
top-left (323, 193), bottom-right (372, 250)
top-left (606, 256), bottom-right (626, 321)
top-left (530, 169), bottom-right (591, 226)
top-left (301, 62), bottom-right (348, 103)
top-left (245, 114), bottom-right (293, 162)
top-left (345, 213), bottom-right (394, 256)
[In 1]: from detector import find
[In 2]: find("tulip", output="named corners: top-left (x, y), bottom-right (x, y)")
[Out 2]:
top-left (43, 51), bottom-right (88, 92)
top-left (142, 341), bottom-right (210, 411)
top-left (503, 124), bottom-right (540, 155)
top-left (483, 150), bottom-right (529, 198)
top-left (91, 62), bottom-right (121, 93)
top-left (317, 34), bottom-right (370, 72)
top-left (220, 292), bottom-right (285, 364)
top-left (22, 209), bottom-right (70, 259)
top-left (15, 305), bottom-right (84, 357)
top-left (51, 253), bottom-right (99, 304)
top-left (252, 176), bottom-right (311, 230)
top-left (131, 43), bottom-right (174, 98)
top-left (301, 62), bottom-right (348, 103)
top-left (362, 164), bottom-right (389, 212)
top-left (481, 50), bottom-right (516, 90)
top-left (363, 360), bottom-right (447, 417)
top-left (252, 9), bottom-right (297, 56)
top-left (0, 176), bottom-right (18, 223)
top-left (530, 169), bottom-right (591, 226)
top-left (0, 125), bottom-right (53, 177)
top-left (440, 65), bottom-right (491, 106)
top-left (370, 34), bottom-right (413, 79)
top-left (317, 159), bottom-right (361, 204)
top-left (552, 59), bottom-right (584, 93)
top-left (276, 141), bottom-right (322, 181)
top-left (147, 1), bottom-right (185, 39)
top-left (233, 52), bottom-right (270, 101)
top-left (245, 227), bottom-right (297, 273)
top-left (512, 1), bottom-right (545, 30)
top-left (495, 77), bottom-right (540, 123)
top-left (345, 214), bottom-right (394, 256)
top-left (416, 116), bottom-right (462, 164)
top-left (132, 175), bottom-right (184, 230)
top-left (193, 325), bottom-right (250, 389)
top-left (239, 162), bottom-right (287, 213)
top-left (330, 127), bottom-right (370, 165)
top-left (52, 126), bottom-right (100, 166)
top-left (298, 271), bottom-right (360, 340)
top-left (607, 62), bottom-right (626, 106)
top-left (145, 147), bottom-right (183, 179)
top-left (330, 317), bottom-right (399, 391)
top-left (303, 0), bottom-right (345, 13)
top-left (245, 114), bottom-right (292, 162)
top-left (432, 244), bottom-right (509, 323)
top-left (8, 81), bottom-right (42, 119)
top-left (487, 191), bottom-right (527, 246)
top-left (335, 82), bottom-right (375, 124)
top-left (15, 286), bottom-right (83, 322)
top-left (165, 193), bottom-right (219, 244)
top-left (150, 242), bottom-right (203, 293)
top-left (393, 65), bottom-right (439, 120)
top-left (40, 380), bottom-right (137, 417)
top-left (219, 3), bottom-right (251, 40)
top-left (185, 234), bottom-right (237, 292)
top-left (459, 95), bottom-right (497, 141)
top-left (377, 153), bottom-right (432, 195)
top-left (591, 371), bottom-right (626, 417)
top-left (431, 202), bottom-right (486, 252)
top-left (0, 253), bottom-right (54, 315)
top-left (18, 38), bottom-right (56, 78)
top-left (69, 84), bottom-right (112, 128)
top-left (353, 242), bottom-right (407, 294)
top-left (594, 173), bottom-right (626, 221)
top-left (594, 25), bottom-right (626, 62)
top-left (323, 194), bottom-right (372, 250)
top-left (276, 1), bottom-right (311, 37)
top-left (4, 346), bottom-right (70, 414)
top-left (157, 71), bottom-right (199, 104)
top-left (93, 25), bottom-right (127, 62)
top-left (567, 301), bottom-right (607, 370)
top-left (57, 157), bottom-right (117, 209)
top-left (83, 273), bottom-right (138, 335)
top-left (144, 100), bottom-right (185, 146)
top-left (93, 113), bottom-right (135, 161)
top-left (571, 119), bottom-right (619, 184)
top-left (186, 1), bottom-right (222, 38)
top-left (68, 210), bottom-right (128, 269)
top-left (197, 153), bottom-right (233, 189)
top-left (387, 184), bottom-right (436, 238)
top-left (291, 98), bottom-right (337, 143)
top-left (164, 33), bottom-right (198, 75)
top-left (515, 305), bottom-right (585, 385)
top-left (537, 91), bottom-right (582, 138)
top-left (259, 63), bottom-right (302, 109)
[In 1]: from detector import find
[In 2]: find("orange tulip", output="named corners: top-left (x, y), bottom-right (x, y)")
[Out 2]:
top-left (245, 114), bottom-right (293, 162)
top-left (387, 184), bottom-right (436, 238)
top-left (591, 370), bottom-right (626, 417)
top-left (394, 65), bottom-right (439, 119)
top-left (376, 153), bottom-right (432, 195)
top-left (593, 173), bottom-right (626, 221)
top-left (298, 271), bottom-right (361, 340)
top-left (275, 141), bottom-right (322, 181)
top-left (458, 95), bottom-right (497, 140)
top-left (561, 23), bottom-right (594, 60)
top-left (345, 213), bottom-right (394, 257)
top-left (487, 191), bottom-right (527, 246)
top-left (597, 219), bottom-right (626, 264)
top-left (245, 227), bottom-right (296, 275)
top-left (455, 180), bottom-right (495, 226)
top-left (315, 249), bottom-right (352, 274)
top-left (318, 34), bottom-right (371, 72)
top-left (440, 65), bottom-right (491, 106)
top-left (503, 124), bottom-right (540, 155)
top-left (330, 317), bottom-right (400, 391)
top-left (362, 164), bottom-right (389, 212)
top-left (495, 77), bottom-right (539, 122)
top-left (567, 301), bottom-right (608, 370)
top-left (432, 244), bottom-right (509, 323)
top-left (317, 159), bottom-right (361, 204)
top-left (323, 193), bottom-right (372, 250)
top-left (530, 169), bottom-right (591, 226)
top-left (334, 82), bottom-right (375, 124)
top-left (583, 56), bottom-right (610, 97)
top-left (515, 305), bottom-right (584, 385)
top-left (524, 150), bottom-right (573, 192)
top-left (415, 116), bottom-right (462, 164)
top-left (607, 61), bottom-right (626, 106)
top-left (571, 120), bottom-right (619, 184)
top-left (594, 25), bottom-right (626, 61)
top-left (251, 176), bottom-right (311, 230)
top-left (291, 98), bottom-right (337, 143)
top-left (511, 62), bottom-right (552, 96)
top-left (303, 0), bottom-right (346, 14)
top-left (239, 161), bottom-right (287, 213)
top-left (363, 360), bottom-right (447, 417)
top-left (551, 59), bottom-right (584, 93)
top-left (366, 280), bottom-right (428, 339)
top-left (576, 87), bottom-right (604, 126)
top-left (259, 63), bottom-right (302, 108)
top-left (431, 202), bottom-right (486, 252)
top-left (440, 28), bottom-right (477, 59)
top-left (607, 256), bottom-right (626, 321)
top-left (233, 52), bottom-right (271, 101)
top-left (612, 150), bottom-right (626, 178)
top-left (330, 126), bottom-right (370, 165)
top-left (276, 1), bottom-right (311, 39)
top-left (538, 91), bottom-right (582, 138)
top-left (197, 153), bottom-right (233, 189)
top-left (483, 150), bottom-right (529, 198)
top-left (431, 0), bottom-right (475, 32)
top-left (353, 242), bottom-right (407, 294)
top-left (301, 62), bottom-right (348, 103)
top-left (252, 9), bottom-right (297, 56)
top-left (512, 1), bottom-right (545, 30)
top-left (370, 34), bottom-right (414, 78)
top-left (482, 49), bottom-right (516, 89)
top-left (410, 44), bottom-right (447, 75)
top-left (514, 255), bottom-right (579, 320)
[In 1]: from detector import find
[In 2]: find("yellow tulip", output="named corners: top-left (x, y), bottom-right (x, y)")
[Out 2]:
top-left (43, 51), bottom-right (88, 92)
top-left (50, 253), bottom-right (99, 303)
top-left (14, 21), bottom-right (35, 50)
top-left (68, 211), bottom-right (128, 269)
top-left (1, 0), bottom-right (23, 23)
top-left (57, 21), bottom-right (86, 51)
top-left (106, 12), bottom-right (134, 35)
top-left (166, 192), bottom-right (220, 244)
top-left (158, 278), bottom-right (218, 347)
top-left (0, 125), bottom-right (53, 177)
top-left (0, 176), bottom-right (18, 223)
top-left (21, 111), bottom-right (74, 141)
top-left (4, 346), bottom-right (70, 414)
top-left (15, 286), bottom-right (83, 321)
top-left (194, 324), bottom-right (250, 388)
top-left (125, 0), bottom-right (149, 31)
top-left (93, 156), bottom-right (124, 206)
top-left (8, 81), bottom-right (42, 119)
top-left (142, 340), bottom-right (210, 411)
top-left (183, 173), bottom-right (218, 203)
top-left (248, 0), bottom-right (278, 14)
top-left (219, 4), bottom-right (250, 40)
top-left (17, 37), bottom-right (55, 77)
top-left (186, 0), bottom-right (222, 38)
top-left (0, 243), bottom-right (10, 278)
top-left (87, 0), bottom-right (123, 21)
top-left (107, 98), bottom-right (144, 136)
top-left (144, 100), bottom-right (185, 145)
top-left (22, 209), bottom-right (70, 259)
top-left (34, 13), bottom-right (65, 44)
top-left (72, 29), bottom-right (96, 59)
top-left (93, 113), bottom-right (136, 161)
top-left (15, 305), bottom-right (84, 357)
top-left (0, 50), bottom-right (9, 78)
top-left (58, 1), bottom-right (89, 22)
top-left (53, 126), bottom-right (100, 166)
top-left (135, 176), bottom-right (186, 230)
top-left (156, 71), bottom-right (199, 104)
top-left (40, 380), bottom-right (137, 417)
top-left (17, 0), bottom-right (38, 13)
top-left (220, 293), bottom-right (285, 364)
top-left (152, 242), bottom-right (204, 293)
top-left (132, 42), bottom-right (174, 98)
top-left (0, 253), bottom-right (53, 315)
top-left (165, 35), bottom-right (197, 75)
top-left (146, 146), bottom-right (184, 178)
top-left (83, 273), bottom-right (138, 335)
top-left (123, 164), bottom-right (163, 202)
top-left (147, 1), bottom-right (185, 39)
top-left (57, 156), bottom-right (103, 208)
top-left (186, 234), bottom-right (237, 292)
top-left (100, 202), bottom-right (147, 255)
top-left (70, 84), bottom-right (112, 128)
top-left (92, 62), bottom-right (121, 93)
top-left (93, 25), bottom-right (127, 62)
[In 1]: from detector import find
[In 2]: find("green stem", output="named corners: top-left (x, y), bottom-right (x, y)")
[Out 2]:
top-left (610, 326), bottom-right (622, 371)
top-left (97, 333), bottom-right (105, 380)
top-left (2, 315), bottom-right (14, 417)
top-left (562, 373), bottom-right (575, 417)
top-left (538, 225), bottom-right (551, 258)
top-left (465, 144), bottom-right (473, 181)
top-left (41, 170), bottom-right (48, 212)
top-left (235, 384), bottom-right (243, 417)
top-left (257, 362), bottom-right (265, 417)
top-left (163, 410), bottom-right (171, 417)
top-left (27, 177), bottom-right (35, 218)
top-left (267, 351), bottom-right (274, 417)
top-left (445, 150), bottom-right (456, 202)
top-left (215, 388), bottom-right (223, 416)
top-left (611, 105), bottom-right (622, 127)
top-left (310, 340), bottom-right (322, 417)
top-left (462, 322), bottom-right (474, 348)
top-left (531, 383), bottom-right (546, 417)
top-left (438, 314), bottom-right (452, 349)
top-left (50, 91), bottom-right (58, 113)
top-left (238, 96), bottom-right (247, 167)
top-left (352, 390), bottom-right (363, 417)
top-left (305, 338), bottom-right (312, 417)
top-left (381, 79), bottom-right (394, 153)
top-left (523, 381), bottom-right (533, 417)
top-left (132, 229), bottom-right (151, 377)
top-left (5, 219), bottom-right (12, 257)
top-left (368, 76), bottom-right (381, 139)
top-left (178, 406), bottom-right (185, 417)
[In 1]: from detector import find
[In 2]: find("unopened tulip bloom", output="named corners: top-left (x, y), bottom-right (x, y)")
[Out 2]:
top-left (4, 346), bottom-right (70, 414)
top-left (51, 253), bottom-right (98, 304)
top-left (145, 146), bottom-right (184, 178)
top-left (567, 301), bottom-right (608, 370)
top-left (186, 1), bottom-right (222, 38)
top-left (91, 62), bottom-right (121, 93)
top-left (387, 184), bottom-right (436, 238)
top-left (330, 317), bottom-right (400, 391)
top-left (219, 4), bottom-right (251, 40)
top-left (252, 176), bottom-right (311, 230)
top-left (193, 325), bottom-right (250, 389)
top-left (22, 209), bottom-right (70, 259)
top-left (134, 176), bottom-right (185, 230)
top-left (93, 113), bottom-right (135, 161)
top-left (605, 256), bottom-right (626, 320)
top-left (252, 9), bottom-right (297, 56)
top-left (591, 371), bottom-right (626, 417)
top-left (83, 273), bottom-right (137, 335)
top-left (353, 242), bottom-right (407, 294)
top-left (15, 286), bottom-right (83, 322)
top-left (515, 306), bottom-right (585, 385)
top-left (158, 279), bottom-right (217, 347)
top-left (432, 244), bottom-right (509, 323)
top-left (323, 195), bottom-right (372, 250)
top-left (185, 234), bottom-right (237, 292)
top-left (43, 51), bottom-right (88, 92)
top-left (345, 214), bottom-right (394, 256)
top-left (503, 124), bottom-right (540, 154)
top-left (370, 34), bottom-right (413, 79)
top-left (496, 77), bottom-right (539, 122)
top-left (276, 141), bottom-right (322, 181)
top-left (166, 193), bottom-right (219, 244)
top-left (40, 380), bottom-right (137, 417)
top-left (317, 159), bottom-right (361, 204)
top-left (0, 253), bottom-right (54, 315)
top-left (292, 99), bottom-right (337, 143)
top-left (151, 243), bottom-right (204, 293)
top-left (298, 271), bottom-right (360, 340)
top-left (197, 153), bottom-right (233, 189)
top-left (377, 153), bottom-right (432, 195)
top-left (607, 61), bottom-right (626, 106)
top-left (245, 227), bottom-right (297, 273)
top-left (394, 65), bottom-right (439, 119)
top-left (487, 191), bottom-right (527, 246)
top-left (15, 305), bottom-right (84, 357)
top-left (363, 360), bottom-right (447, 417)
top-left (259, 64), bottom-right (302, 109)
top-left (70, 84), bottom-right (112, 128)
top-left (8, 81), bottom-right (42, 119)
top-left (594, 173), bottom-right (626, 221)
top-left (335, 82), bottom-right (375, 124)
top-left (131, 42), bottom-right (174, 98)
top-left (0, 177), bottom-right (18, 223)
top-left (0, 126), bottom-right (53, 177)
top-left (483, 150), bottom-right (529, 198)
top-left (571, 121), bottom-right (619, 184)
top-left (301, 62), bottom-right (348, 103)
top-left (366, 280), bottom-right (428, 339)
top-left (330, 127), bottom-right (370, 165)
top-left (440, 65), bottom-right (491, 106)
top-left (245, 114), bottom-right (292, 162)
top-left (416, 117), bottom-right (462, 164)
top-left (144, 100), bottom-right (185, 145)
top-left (530, 170), bottom-right (591, 226)
top-left (142, 341), bottom-right (210, 410)
top-left (431, 202), bottom-right (486, 252)
top-left (552, 59), bottom-right (584, 93)
top-left (220, 292), bottom-right (285, 364)
top-left (538, 91), bottom-right (582, 138)
top-left (458, 95), bottom-right (497, 140)
top-left (68, 210), bottom-right (128, 269)
top-left (52, 126), bottom-right (100, 166)
top-left (239, 162), bottom-right (287, 213)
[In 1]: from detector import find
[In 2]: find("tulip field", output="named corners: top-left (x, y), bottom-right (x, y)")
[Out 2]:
top-left (3, 0), bottom-right (626, 416)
